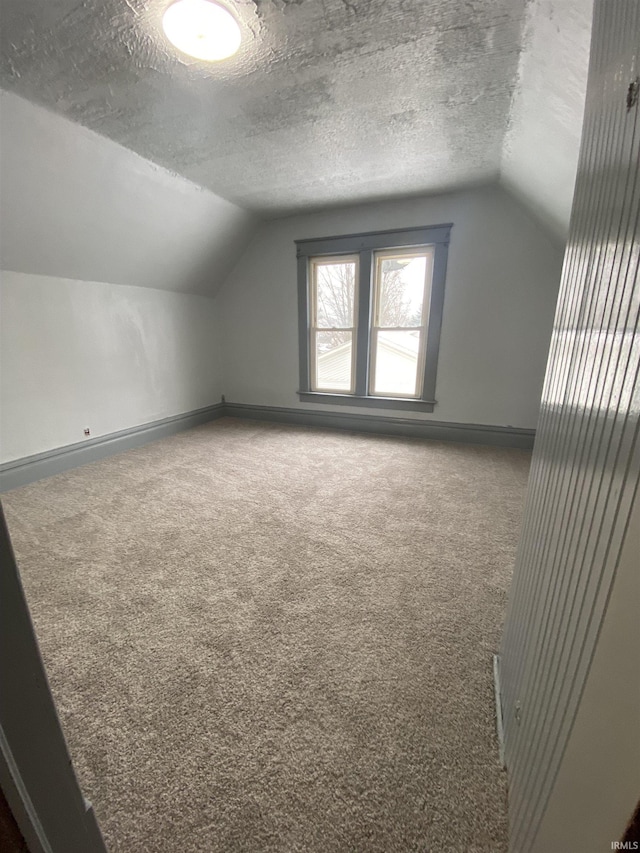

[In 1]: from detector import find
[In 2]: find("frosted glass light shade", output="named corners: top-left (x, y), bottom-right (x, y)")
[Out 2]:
top-left (162, 0), bottom-right (241, 61)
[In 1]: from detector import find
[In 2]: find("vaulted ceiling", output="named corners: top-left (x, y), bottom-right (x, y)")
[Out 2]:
top-left (0, 0), bottom-right (592, 234)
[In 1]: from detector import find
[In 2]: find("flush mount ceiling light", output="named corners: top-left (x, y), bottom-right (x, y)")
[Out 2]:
top-left (162, 0), bottom-right (241, 61)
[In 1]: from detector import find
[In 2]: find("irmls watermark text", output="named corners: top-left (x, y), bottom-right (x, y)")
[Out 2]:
top-left (611, 843), bottom-right (639, 850)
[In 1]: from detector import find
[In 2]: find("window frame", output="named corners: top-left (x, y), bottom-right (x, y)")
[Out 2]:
top-left (309, 254), bottom-right (359, 395)
top-left (296, 224), bottom-right (451, 413)
top-left (369, 246), bottom-right (433, 399)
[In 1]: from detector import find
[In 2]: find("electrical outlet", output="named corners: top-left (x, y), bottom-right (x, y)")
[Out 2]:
top-left (221, 394), bottom-right (226, 403)
top-left (84, 428), bottom-right (91, 436)
top-left (515, 700), bottom-right (522, 725)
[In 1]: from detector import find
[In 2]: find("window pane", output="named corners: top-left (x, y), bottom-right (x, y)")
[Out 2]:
top-left (315, 261), bottom-right (356, 328)
top-left (315, 330), bottom-right (353, 392)
top-left (372, 330), bottom-right (421, 396)
top-left (377, 255), bottom-right (427, 327)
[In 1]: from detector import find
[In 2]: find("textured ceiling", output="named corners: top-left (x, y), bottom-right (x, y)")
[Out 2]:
top-left (0, 0), bottom-right (527, 215)
top-left (500, 0), bottom-right (593, 240)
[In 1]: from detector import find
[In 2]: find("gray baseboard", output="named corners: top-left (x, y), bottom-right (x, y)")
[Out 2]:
top-left (0, 403), bottom-right (224, 492)
top-left (0, 400), bottom-right (534, 492)
top-left (223, 402), bottom-right (536, 449)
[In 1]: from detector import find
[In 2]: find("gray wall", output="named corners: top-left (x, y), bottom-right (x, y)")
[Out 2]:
top-left (0, 90), bottom-right (259, 462)
top-left (217, 185), bottom-right (564, 428)
top-left (499, 3), bottom-right (640, 849)
top-left (0, 272), bottom-right (225, 462)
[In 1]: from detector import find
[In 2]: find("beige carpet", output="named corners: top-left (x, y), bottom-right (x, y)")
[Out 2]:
top-left (2, 418), bottom-right (530, 853)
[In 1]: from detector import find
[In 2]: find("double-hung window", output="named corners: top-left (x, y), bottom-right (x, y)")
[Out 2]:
top-left (297, 225), bottom-right (451, 412)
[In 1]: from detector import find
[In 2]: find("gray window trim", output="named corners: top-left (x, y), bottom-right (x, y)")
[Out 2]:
top-left (297, 392), bottom-right (437, 412)
top-left (295, 224), bottom-right (452, 258)
top-left (296, 224), bottom-right (451, 412)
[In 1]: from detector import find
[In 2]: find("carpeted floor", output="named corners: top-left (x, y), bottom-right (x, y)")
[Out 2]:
top-left (2, 418), bottom-right (530, 853)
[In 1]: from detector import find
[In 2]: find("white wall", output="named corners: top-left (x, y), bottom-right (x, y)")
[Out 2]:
top-left (530, 491), bottom-right (640, 853)
top-left (0, 90), bottom-right (259, 296)
top-left (0, 272), bottom-right (224, 462)
top-left (217, 186), bottom-right (564, 429)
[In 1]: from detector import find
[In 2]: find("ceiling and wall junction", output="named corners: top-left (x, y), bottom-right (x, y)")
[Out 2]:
top-left (1, 0), bottom-right (591, 224)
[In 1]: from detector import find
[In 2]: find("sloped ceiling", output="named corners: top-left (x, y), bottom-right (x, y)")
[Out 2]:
top-left (0, 0), bottom-right (527, 214)
top-left (500, 0), bottom-right (594, 241)
top-left (0, 90), bottom-right (258, 294)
